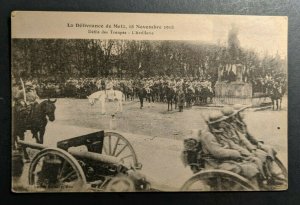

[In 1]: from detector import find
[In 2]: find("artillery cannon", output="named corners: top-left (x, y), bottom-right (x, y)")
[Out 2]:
top-left (14, 130), bottom-right (287, 192)
top-left (17, 131), bottom-right (148, 192)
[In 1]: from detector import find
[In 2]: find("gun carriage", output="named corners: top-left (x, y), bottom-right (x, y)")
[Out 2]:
top-left (17, 131), bottom-right (148, 192)
top-left (14, 130), bottom-right (287, 192)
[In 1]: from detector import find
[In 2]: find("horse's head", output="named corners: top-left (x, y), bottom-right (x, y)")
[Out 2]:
top-left (45, 99), bottom-right (57, 121)
top-left (87, 95), bottom-right (96, 105)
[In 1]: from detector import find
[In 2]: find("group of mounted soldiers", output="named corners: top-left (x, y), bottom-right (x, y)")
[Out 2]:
top-left (249, 72), bottom-right (286, 96)
top-left (182, 104), bottom-right (286, 189)
top-left (13, 76), bottom-right (215, 107)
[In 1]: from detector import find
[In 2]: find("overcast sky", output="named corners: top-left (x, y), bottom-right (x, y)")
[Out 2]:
top-left (207, 15), bottom-right (287, 59)
top-left (12, 12), bottom-right (287, 59)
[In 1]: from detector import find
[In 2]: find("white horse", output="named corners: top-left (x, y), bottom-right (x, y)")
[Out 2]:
top-left (87, 90), bottom-right (124, 114)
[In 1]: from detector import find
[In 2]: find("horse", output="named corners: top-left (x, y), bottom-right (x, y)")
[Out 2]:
top-left (121, 84), bottom-right (135, 101)
top-left (13, 99), bottom-right (56, 150)
top-left (185, 87), bottom-right (195, 108)
top-left (150, 83), bottom-right (162, 102)
top-left (135, 84), bottom-right (155, 109)
top-left (158, 84), bottom-right (166, 102)
top-left (145, 86), bottom-right (155, 105)
top-left (165, 86), bottom-right (178, 111)
top-left (198, 86), bottom-right (214, 105)
top-left (87, 90), bottom-right (124, 114)
top-left (267, 83), bottom-right (285, 110)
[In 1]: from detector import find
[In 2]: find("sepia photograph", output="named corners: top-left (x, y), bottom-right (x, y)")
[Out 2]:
top-left (11, 11), bottom-right (287, 192)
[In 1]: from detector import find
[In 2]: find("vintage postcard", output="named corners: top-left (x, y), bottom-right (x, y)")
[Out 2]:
top-left (11, 11), bottom-right (287, 192)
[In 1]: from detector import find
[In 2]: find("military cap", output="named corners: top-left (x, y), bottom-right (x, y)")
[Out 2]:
top-left (221, 106), bottom-right (235, 118)
top-left (208, 112), bottom-right (228, 124)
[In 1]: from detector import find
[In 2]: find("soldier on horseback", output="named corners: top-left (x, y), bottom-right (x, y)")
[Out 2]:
top-left (15, 81), bottom-right (40, 128)
top-left (144, 78), bottom-right (154, 94)
top-left (105, 77), bottom-right (115, 100)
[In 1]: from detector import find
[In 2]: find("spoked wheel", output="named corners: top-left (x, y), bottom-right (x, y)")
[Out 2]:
top-left (181, 170), bottom-right (258, 191)
top-left (28, 148), bottom-right (87, 192)
top-left (274, 157), bottom-right (287, 179)
top-left (103, 132), bottom-right (141, 169)
top-left (266, 157), bottom-right (288, 190)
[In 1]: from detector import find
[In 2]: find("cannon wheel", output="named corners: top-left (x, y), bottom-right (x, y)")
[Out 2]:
top-left (103, 132), bottom-right (141, 169)
top-left (180, 170), bottom-right (258, 191)
top-left (28, 148), bottom-right (87, 192)
top-left (266, 156), bottom-right (288, 190)
top-left (274, 156), bottom-right (287, 179)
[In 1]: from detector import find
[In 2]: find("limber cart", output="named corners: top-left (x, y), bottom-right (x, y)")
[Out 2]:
top-left (15, 130), bottom-right (288, 192)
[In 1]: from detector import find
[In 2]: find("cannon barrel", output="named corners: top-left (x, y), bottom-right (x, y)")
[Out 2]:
top-left (68, 150), bottom-right (121, 165)
top-left (18, 140), bottom-right (123, 166)
top-left (18, 140), bottom-right (47, 150)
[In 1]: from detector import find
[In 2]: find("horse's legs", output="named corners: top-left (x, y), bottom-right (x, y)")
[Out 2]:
top-left (280, 97), bottom-right (282, 110)
top-left (19, 132), bottom-right (29, 160)
top-left (276, 99), bottom-right (279, 110)
top-left (148, 96), bottom-right (150, 107)
top-left (39, 128), bottom-right (45, 144)
top-left (31, 130), bottom-right (39, 143)
top-left (140, 96), bottom-right (143, 109)
top-left (151, 95), bottom-right (154, 107)
top-left (101, 98), bottom-right (106, 114)
top-left (119, 100), bottom-right (123, 112)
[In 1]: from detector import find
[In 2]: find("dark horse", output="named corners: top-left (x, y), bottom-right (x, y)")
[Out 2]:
top-left (136, 86), bottom-right (155, 109)
top-left (122, 84), bottom-right (135, 101)
top-left (185, 87), bottom-right (195, 108)
top-left (165, 86), bottom-right (177, 111)
top-left (267, 83), bottom-right (285, 110)
top-left (13, 99), bottom-right (56, 149)
top-left (196, 86), bottom-right (214, 105)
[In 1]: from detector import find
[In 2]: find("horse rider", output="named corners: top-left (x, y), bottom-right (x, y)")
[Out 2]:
top-left (144, 78), bottom-right (153, 93)
top-left (187, 81), bottom-right (195, 93)
top-left (105, 78), bottom-right (115, 99)
top-left (12, 78), bottom-right (21, 107)
top-left (15, 81), bottom-right (40, 126)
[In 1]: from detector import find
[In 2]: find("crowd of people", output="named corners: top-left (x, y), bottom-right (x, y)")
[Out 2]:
top-left (251, 72), bottom-right (287, 96)
top-left (12, 70), bottom-right (286, 107)
top-left (12, 76), bottom-right (215, 103)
